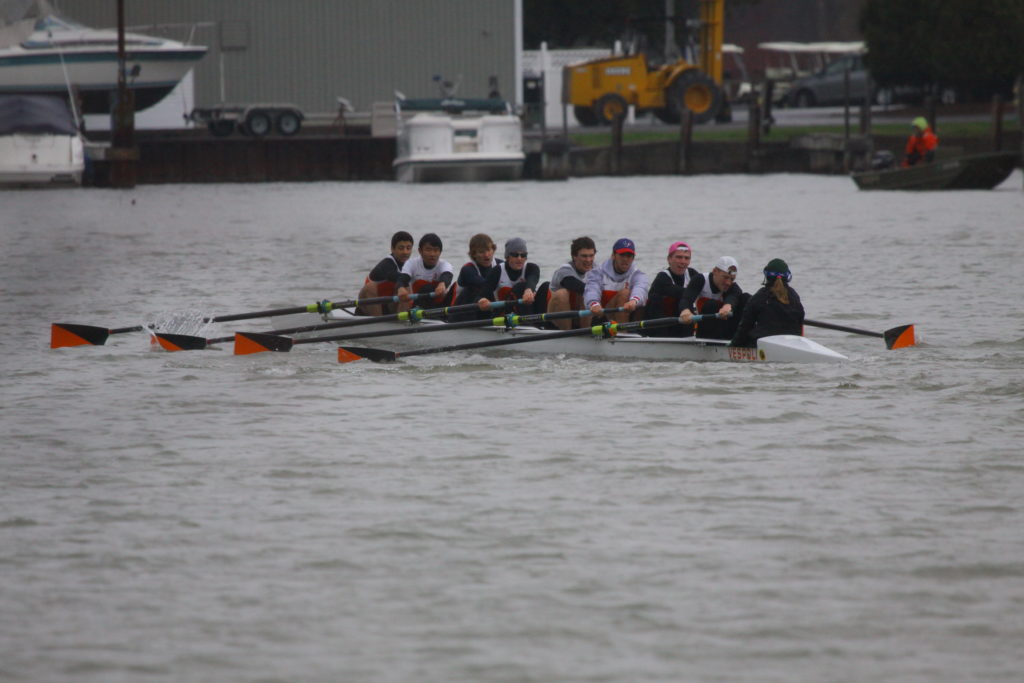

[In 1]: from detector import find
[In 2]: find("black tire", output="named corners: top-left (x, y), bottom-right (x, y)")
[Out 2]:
top-left (207, 119), bottom-right (235, 137)
top-left (663, 71), bottom-right (723, 124)
top-left (792, 89), bottom-right (816, 108)
top-left (245, 110), bottom-right (272, 137)
top-left (573, 105), bottom-right (599, 127)
top-left (594, 93), bottom-right (628, 125)
top-left (276, 110), bottom-right (301, 136)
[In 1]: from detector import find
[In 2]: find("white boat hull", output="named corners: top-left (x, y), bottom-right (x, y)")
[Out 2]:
top-left (394, 156), bottom-right (525, 183)
top-left (393, 111), bottom-right (524, 183)
top-left (269, 311), bottom-right (848, 364)
top-left (0, 13), bottom-right (207, 113)
top-left (0, 132), bottom-right (83, 184)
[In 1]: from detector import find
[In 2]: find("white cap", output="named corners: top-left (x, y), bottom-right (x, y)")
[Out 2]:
top-left (714, 256), bottom-right (738, 273)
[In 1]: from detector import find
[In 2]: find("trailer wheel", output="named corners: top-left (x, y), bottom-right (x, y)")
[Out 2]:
top-left (245, 110), bottom-right (272, 137)
top-left (208, 119), bottom-right (235, 137)
top-left (594, 94), bottom-right (628, 125)
top-left (276, 110), bottom-right (302, 136)
top-left (665, 71), bottom-right (723, 124)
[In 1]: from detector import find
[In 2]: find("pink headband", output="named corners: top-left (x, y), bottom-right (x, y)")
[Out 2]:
top-left (668, 241), bottom-right (691, 255)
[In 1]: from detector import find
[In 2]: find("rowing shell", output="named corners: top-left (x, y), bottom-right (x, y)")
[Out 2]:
top-left (269, 310), bottom-right (848, 364)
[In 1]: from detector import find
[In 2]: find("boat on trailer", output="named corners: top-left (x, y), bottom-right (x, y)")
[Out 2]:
top-left (268, 310), bottom-right (848, 364)
top-left (0, 0), bottom-right (207, 114)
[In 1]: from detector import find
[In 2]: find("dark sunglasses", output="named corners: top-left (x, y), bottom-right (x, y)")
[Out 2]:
top-left (508, 252), bottom-right (528, 258)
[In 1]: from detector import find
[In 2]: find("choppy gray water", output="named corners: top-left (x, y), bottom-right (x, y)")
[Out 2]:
top-left (3, 173), bottom-right (1024, 682)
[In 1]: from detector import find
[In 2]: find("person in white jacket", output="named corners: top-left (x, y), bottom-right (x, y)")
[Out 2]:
top-left (584, 238), bottom-right (650, 324)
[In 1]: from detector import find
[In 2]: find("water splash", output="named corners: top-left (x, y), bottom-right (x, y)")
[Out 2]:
top-left (148, 310), bottom-right (217, 337)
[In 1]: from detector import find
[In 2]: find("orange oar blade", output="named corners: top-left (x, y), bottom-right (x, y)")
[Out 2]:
top-left (883, 324), bottom-right (918, 350)
top-left (155, 333), bottom-right (208, 352)
top-left (51, 323), bottom-right (109, 348)
top-left (234, 332), bottom-right (293, 355)
top-left (338, 346), bottom-right (396, 363)
top-left (337, 347), bottom-right (367, 363)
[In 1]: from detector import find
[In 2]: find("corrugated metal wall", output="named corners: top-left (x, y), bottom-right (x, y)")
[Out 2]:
top-left (56, 0), bottom-right (518, 114)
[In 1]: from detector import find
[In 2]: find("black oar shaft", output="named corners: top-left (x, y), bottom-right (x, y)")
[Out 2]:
top-left (395, 326), bottom-right (598, 358)
top-left (311, 308), bottom-right (593, 344)
top-left (804, 319), bottom-right (883, 339)
top-left (204, 292), bottom-right (430, 324)
top-left (276, 300), bottom-right (518, 346)
top-left (393, 316), bottom-right (687, 359)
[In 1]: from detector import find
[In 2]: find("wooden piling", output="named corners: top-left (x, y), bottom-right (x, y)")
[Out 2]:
top-left (746, 98), bottom-right (761, 173)
top-left (610, 112), bottom-right (624, 175)
top-left (676, 110), bottom-right (693, 175)
top-left (991, 94), bottom-right (1004, 151)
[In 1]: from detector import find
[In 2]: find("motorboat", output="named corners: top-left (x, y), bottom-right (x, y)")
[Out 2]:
top-left (392, 97), bottom-right (525, 183)
top-left (852, 152), bottom-right (1020, 191)
top-left (0, 0), bottom-right (207, 114)
top-left (0, 93), bottom-right (83, 185)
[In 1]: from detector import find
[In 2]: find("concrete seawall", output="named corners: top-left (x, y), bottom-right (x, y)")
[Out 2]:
top-left (84, 130), bottom-right (1020, 186)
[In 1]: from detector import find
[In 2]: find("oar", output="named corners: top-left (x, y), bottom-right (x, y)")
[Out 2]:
top-left (232, 307), bottom-right (625, 355)
top-left (338, 314), bottom-right (718, 363)
top-left (229, 300), bottom-right (536, 355)
top-left (157, 294), bottom-right (491, 352)
top-left (804, 319), bottom-right (917, 350)
top-left (51, 293), bottom-right (432, 349)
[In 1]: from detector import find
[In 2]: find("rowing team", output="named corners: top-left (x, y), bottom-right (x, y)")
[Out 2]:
top-left (355, 231), bottom-right (804, 347)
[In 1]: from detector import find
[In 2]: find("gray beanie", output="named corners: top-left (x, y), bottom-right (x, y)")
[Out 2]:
top-left (504, 237), bottom-right (527, 258)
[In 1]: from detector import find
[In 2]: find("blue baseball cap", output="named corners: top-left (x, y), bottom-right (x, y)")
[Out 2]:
top-left (613, 238), bottom-right (636, 254)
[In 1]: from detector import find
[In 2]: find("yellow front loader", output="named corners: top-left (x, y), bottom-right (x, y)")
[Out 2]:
top-left (563, 0), bottom-right (726, 126)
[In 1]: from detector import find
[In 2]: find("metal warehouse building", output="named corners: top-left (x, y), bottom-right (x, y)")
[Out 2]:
top-left (59, 0), bottom-right (522, 118)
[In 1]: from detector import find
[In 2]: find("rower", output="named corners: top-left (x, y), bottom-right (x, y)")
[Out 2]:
top-left (679, 256), bottom-right (747, 339)
top-left (452, 233), bottom-right (501, 311)
top-left (356, 230), bottom-right (413, 316)
top-left (396, 233), bottom-right (455, 312)
top-left (643, 241), bottom-right (701, 337)
top-left (476, 237), bottom-right (540, 314)
top-left (731, 258), bottom-right (804, 347)
top-left (585, 237), bottom-right (649, 324)
top-left (546, 236), bottom-right (596, 330)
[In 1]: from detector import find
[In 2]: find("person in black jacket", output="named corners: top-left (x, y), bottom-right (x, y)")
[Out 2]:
top-left (355, 230), bottom-right (413, 315)
top-left (730, 258), bottom-right (804, 347)
top-left (678, 256), bottom-right (747, 340)
top-left (644, 241), bottom-right (701, 337)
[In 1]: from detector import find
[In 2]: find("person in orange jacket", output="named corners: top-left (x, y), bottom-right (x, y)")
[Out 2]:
top-left (902, 116), bottom-right (938, 167)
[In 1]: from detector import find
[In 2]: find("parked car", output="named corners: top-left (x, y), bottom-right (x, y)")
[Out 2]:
top-left (785, 54), bottom-right (955, 107)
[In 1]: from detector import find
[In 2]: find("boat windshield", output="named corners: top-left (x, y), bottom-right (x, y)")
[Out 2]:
top-left (33, 14), bottom-right (85, 33)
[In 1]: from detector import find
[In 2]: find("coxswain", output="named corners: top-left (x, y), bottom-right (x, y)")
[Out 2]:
top-left (546, 236), bottom-right (596, 329)
top-left (451, 233), bottom-right (501, 316)
top-left (902, 116), bottom-right (938, 167)
top-left (584, 238), bottom-right (649, 324)
top-left (644, 241), bottom-right (701, 337)
top-left (731, 258), bottom-right (804, 347)
top-left (476, 237), bottom-right (540, 314)
top-left (395, 233), bottom-right (455, 312)
top-left (679, 256), bottom-right (747, 339)
top-left (356, 230), bottom-right (413, 315)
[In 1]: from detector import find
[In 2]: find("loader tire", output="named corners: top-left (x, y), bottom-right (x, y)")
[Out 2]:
top-left (664, 71), bottom-right (723, 125)
top-left (594, 94), bottom-right (628, 126)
